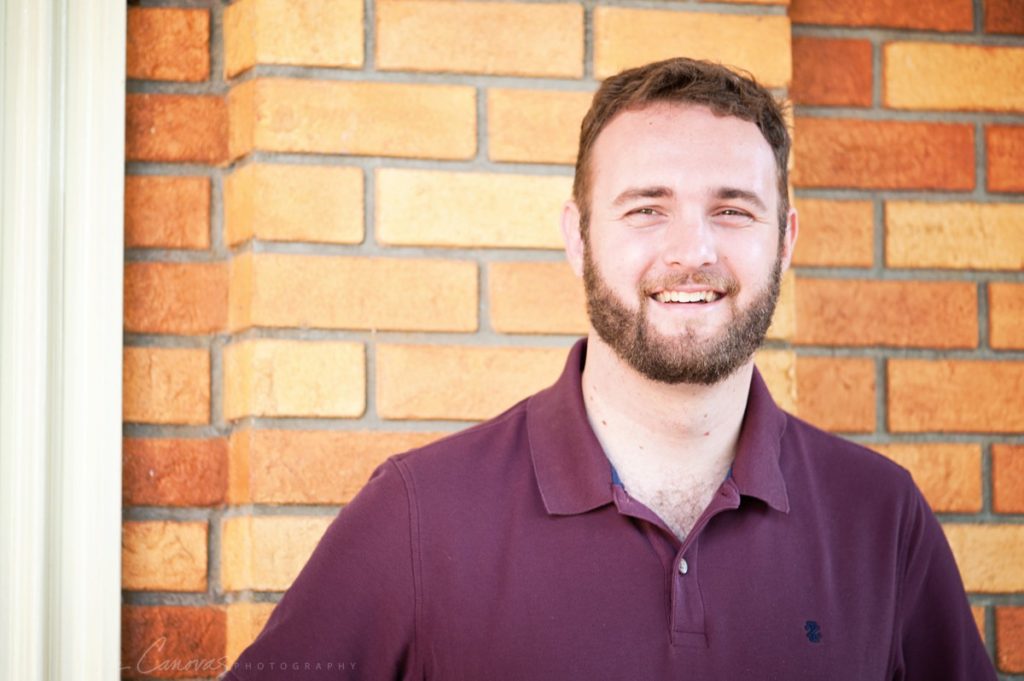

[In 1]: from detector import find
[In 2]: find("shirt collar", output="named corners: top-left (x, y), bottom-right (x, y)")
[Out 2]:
top-left (526, 338), bottom-right (790, 516)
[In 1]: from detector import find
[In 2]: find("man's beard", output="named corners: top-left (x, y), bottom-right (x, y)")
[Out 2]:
top-left (583, 245), bottom-right (782, 386)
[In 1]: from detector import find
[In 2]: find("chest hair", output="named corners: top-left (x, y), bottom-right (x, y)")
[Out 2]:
top-left (622, 473), bottom-right (726, 543)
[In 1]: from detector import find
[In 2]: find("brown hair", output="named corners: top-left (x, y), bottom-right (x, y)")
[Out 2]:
top-left (572, 57), bottom-right (791, 237)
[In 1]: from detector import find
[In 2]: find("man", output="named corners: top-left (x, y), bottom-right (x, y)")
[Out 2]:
top-left (223, 58), bottom-right (995, 680)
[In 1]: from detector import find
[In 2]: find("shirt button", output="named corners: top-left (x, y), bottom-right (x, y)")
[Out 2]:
top-left (678, 558), bottom-right (689, 575)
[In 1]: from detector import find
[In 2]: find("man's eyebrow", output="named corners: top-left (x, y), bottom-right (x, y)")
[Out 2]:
top-left (714, 187), bottom-right (768, 211)
top-left (611, 186), bottom-right (674, 206)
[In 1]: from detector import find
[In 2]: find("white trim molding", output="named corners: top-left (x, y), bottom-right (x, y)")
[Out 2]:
top-left (0, 1), bottom-right (125, 679)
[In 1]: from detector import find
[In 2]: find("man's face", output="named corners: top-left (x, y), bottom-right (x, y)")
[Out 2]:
top-left (565, 103), bottom-right (796, 385)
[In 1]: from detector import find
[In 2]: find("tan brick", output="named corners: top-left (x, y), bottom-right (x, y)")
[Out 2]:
top-left (228, 253), bottom-right (477, 333)
top-left (888, 360), bottom-right (1024, 433)
top-left (701, 0), bottom-right (787, 4)
top-left (376, 169), bottom-right (568, 249)
top-left (987, 125), bottom-right (1024, 193)
top-left (594, 8), bottom-right (791, 87)
top-left (377, 0), bottom-right (582, 77)
top-left (754, 350), bottom-right (797, 414)
top-left (487, 89), bottom-right (592, 164)
top-left (223, 340), bottom-right (365, 420)
top-left (789, 0), bottom-right (972, 31)
top-left (885, 43), bottom-right (1024, 112)
top-left (791, 37), bottom-right (873, 107)
top-left (123, 347), bottom-right (210, 425)
top-left (974, 605), bottom-right (988, 644)
top-left (123, 438), bottom-right (227, 507)
top-left (489, 261), bottom-right (587, 335)
top-left (223, 163), bottom-right (363, 246)
top-left (791, 199), bottom-right (874, 267)
top-left (228, 429), bottom-right (444, 504)
top-left (225, 602), bottom-right (275, 666)
top-left (227, 79), bottom-right (476, 161)
top-left (944, 524), bottom-right (1024, 592)
top-left (885, 202), bottom-right (1024, 271)
top-left (991, 283), bottom-right (1024, 350)
top-left (793, 118), bottom-right (974, 190)
top-left (795, 356), bottom-right (875, 433)
top-left (795, 278), bottom-right (977, 348)
top-left (122, 520), bottom-right (208, 592)
top-left (873, 443), bottom-right (982, 513)
top-left (993, 444), bottom-right (1024, 514)
top-left (125, 176), bottom-right (210, 250)
top-left (126, 94), bottom-right (228, 164)
top-left (221, 516), bottom-right (332, 591)
top-left (224, 0), bottom-right (363, 78)
top-left (127, 7), bottom-right (209, 82)
top-left (986, 0), bottom-right (1024, 34)
top-left (124, 262), bottom-right (227, 335)
top-left (377, 344), bottom-right (568, 420)
top-left (767, 270), bottom-right (796, 342)
top-left (997, 607), bottom-right (1024, 672)
top-left (122, 605), bottom-right (226, 679)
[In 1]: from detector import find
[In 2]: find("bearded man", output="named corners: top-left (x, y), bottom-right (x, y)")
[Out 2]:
top-left (223, 58), bottom-right (995, 681)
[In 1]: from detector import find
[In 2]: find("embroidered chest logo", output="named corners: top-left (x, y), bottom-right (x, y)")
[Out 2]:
top-left (804, 620), bottom-right (822, 643)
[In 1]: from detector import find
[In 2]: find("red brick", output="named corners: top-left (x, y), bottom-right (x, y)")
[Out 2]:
top-left (123, 438), bottom-right (227, 507)
top-left (791, 199), bottom-right (874, 267)
top-left (125, 176), bottom-right (210, 250)
top-left (124, 262), bottom-right (227, 335)
top-left (795, 356), bottom-right (875, 432)
top-left (993, 444), bottom-right (1024, 514)
top-left (888, 360), bottom-right (1024, 433)
top-left (990, 283), bottom-right (1024, 350)
top-left (987, 125), bottom-right (1024, 192)
top-left (795, 278), bottom-right (977, 348)
top-left (791, 37), bottom-right (873, 107)
top-left (122, 605), bottom-right (226, 679)
top-left (789, 0), bottom-right (972, 31)
top-left (126, 94), bottom-right (228, 164)
top-left (792, 118), bottom-right (974, 190)
top-left (127, 7), bottom-right (210, 82)
top-left (998, 607), bottom-right (1024, 672)
top-left (985, 0), bottom-right (1024, 34)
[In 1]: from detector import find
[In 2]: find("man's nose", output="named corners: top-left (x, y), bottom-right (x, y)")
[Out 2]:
top-left (660, 213), bottom-right (718, 270)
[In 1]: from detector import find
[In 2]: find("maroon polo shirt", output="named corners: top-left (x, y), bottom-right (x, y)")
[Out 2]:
top-left (224, 340), bottom-right (994, 680)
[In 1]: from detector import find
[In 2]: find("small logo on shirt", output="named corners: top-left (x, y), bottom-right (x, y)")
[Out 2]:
top-left (804, 620), bottom-right (822, 643)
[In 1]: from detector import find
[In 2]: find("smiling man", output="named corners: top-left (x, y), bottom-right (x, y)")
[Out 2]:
top-left (223, 58), bottom-right (995, 681)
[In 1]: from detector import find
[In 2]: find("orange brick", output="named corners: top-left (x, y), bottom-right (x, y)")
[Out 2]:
top-left (124, 262), bottom-right (227, 335)
top-left (225, 602), bottom-right (275, 665)
top-left (987, 125), bottom-right (1024, 192)
top-left (223, 163), bottom-right (363, 246)
top-left (228, 253), bottom-right (477, 333)
top-left (123, 347), bottom-right (210, 425)
top-left (873, 443), bottom-right (983, 513)
top-left (888, 360), bottom-right (1024, 433)
top-left (997, 607), bottom-right (1024, 672)
top-left (701, 0), bottom-right (787, 4)
top-left (944, 524), bottom-right (1024, 592)
top-left (122, 520), bottom-right (208, 591)
top-left (974, 605), bottom-right (988, 643)
top-left (795, 279), bottom-right (977, 348)
top-left (487, 89), bottom-right (592, 164)
top-left (993, 444), bottom-right (1024, 514)
top-left (789, 0), bottom-right (972, 31)
top-left (795, 356), bottom-right (876, 433)
top-left (126, 94), bottom-right (228, 164)
top-left (489, 261), bottom-right (587, 334)
top-left (791, 37), bottom-right (873, 107)
top-left (223, 340), bottom-right (365, 420)
top-left (594, 8), bottom-right (791, 87)
top-left (986, 0), bottom-right (1024, 34)
top-left (122, 606), bottom-right (226, 679)
top-left (221, 516), bottom-right (331, 591)
top-left (767, 271), bottom-right (797, 342)
top-left (754, 350), bottom-right (798, 414)
top-left (885, 43), bottom-right (1024, 112)
top-left (991, 283), bottom-right (1024, 349)
top-left (127, 7), bottom-right (209, 82)
top-left (224, 0), bottom-right (363, 78)
top-left (377, 344), bottom-right (567, 420)
top-left (376, 169), bottom-right (568, 249)
top-left (229, 429), bottom-right (443, 504)
top-left (377, 0), bottom-right (582, 77)
top-left (791, 199), bottom-right (874, 267)
top-left (792, 118), bottom-right (974, 190)
top-left (885, 202), bottom-right (1024, 271)
top-left (227, 79), bottom-right (475, 161)
top-left (125, 176), bottom-right (210, 250)
top-left (123, 438), bottom-right (227, 507)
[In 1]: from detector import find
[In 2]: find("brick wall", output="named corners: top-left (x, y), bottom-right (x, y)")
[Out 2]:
top-left (122, 0), bottom-right (1023, 676)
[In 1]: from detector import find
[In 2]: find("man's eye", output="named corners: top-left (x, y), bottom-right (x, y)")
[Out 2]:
top-left (714, 209), bottom-right (754, 225)
top-left (631, 208), bottom-right (658, 216)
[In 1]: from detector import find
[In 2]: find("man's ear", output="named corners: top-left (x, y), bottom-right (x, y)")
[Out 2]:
top-left (780, 206), bottom-right (799, 272)
top-left (561, 200), bottom-right (585, 278)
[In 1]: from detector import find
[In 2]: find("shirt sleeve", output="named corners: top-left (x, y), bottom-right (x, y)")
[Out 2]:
top-left (890, 485), bottom-right (996, 681)
top-left (221, 459), bottom-right (419, 681)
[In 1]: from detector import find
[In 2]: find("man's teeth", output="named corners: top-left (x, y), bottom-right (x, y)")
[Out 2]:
top-left (654, 290), bottom-right (722, 304)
